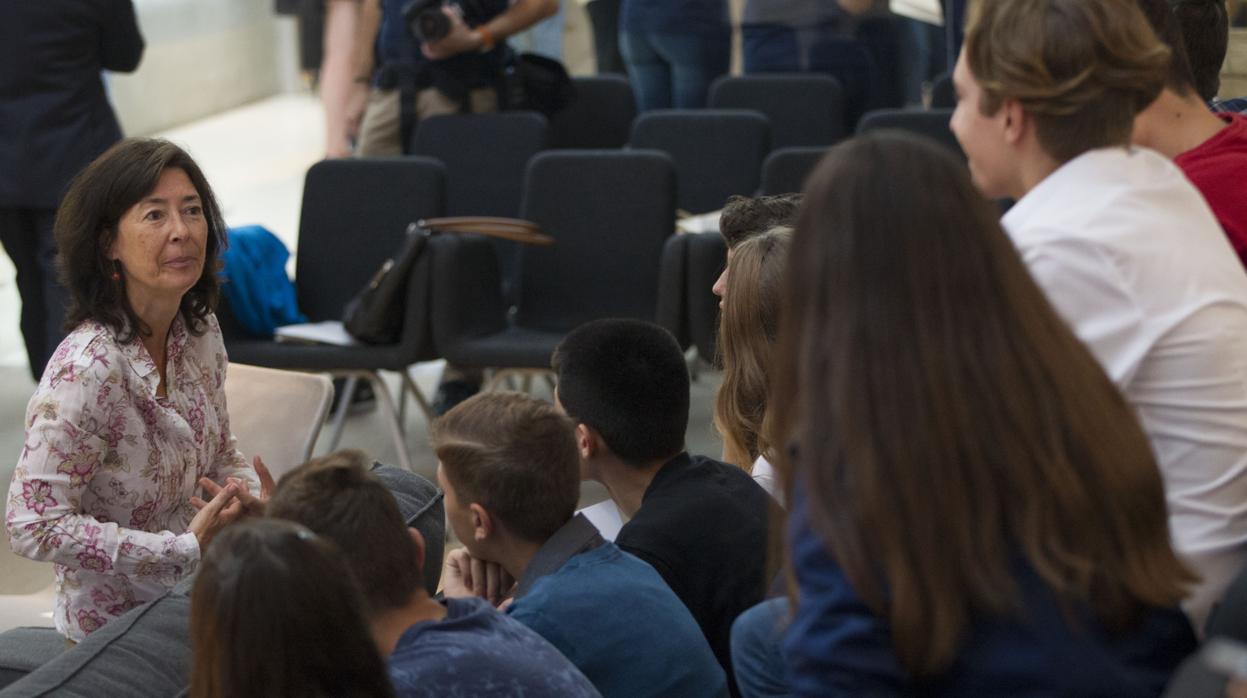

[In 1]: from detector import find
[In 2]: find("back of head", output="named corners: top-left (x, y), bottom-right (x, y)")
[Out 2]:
top-left (267, 450), bottom-right (424, 614)
top-left (189, 519), bottom-right (394, 698)
top-left (1170, 0), bottom-right (1231, 101)
top-left (431, 392), bottom-right (580, 544)
top-left (965, 0), bottom-right (1170, 162)
top-left (719, 194), bottom-right (803, 248)
top-left (715, 227), bottom-right (792, 468)
top-left (1135, 0), bottom-right (1199, 95)
top-left (773, 132), bottom-right (1194, 676)
top-left (553, 319), bottom-right (689, 465)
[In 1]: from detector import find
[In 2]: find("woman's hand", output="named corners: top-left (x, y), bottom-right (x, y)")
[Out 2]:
top-left (193, 456), bottom-right (274, 519)
top-left (187, 481), bottom-right (242, 549)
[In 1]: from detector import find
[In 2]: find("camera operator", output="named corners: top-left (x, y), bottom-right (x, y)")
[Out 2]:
top-left (348, 0), bottom-right (558, 156)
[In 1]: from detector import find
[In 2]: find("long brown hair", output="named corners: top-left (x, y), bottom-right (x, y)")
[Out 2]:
top-left (189, 519), bottom-right (395, 698)
top-left (55, 138), bottom-right (225, 342)
top-left (772, 133), bottom-right (1195, 676)
top-left (714, 226), bottom-right (791, 470)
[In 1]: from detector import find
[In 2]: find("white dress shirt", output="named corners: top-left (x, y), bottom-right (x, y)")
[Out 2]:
top-left (1003, 146), bottom-right (1247, 630)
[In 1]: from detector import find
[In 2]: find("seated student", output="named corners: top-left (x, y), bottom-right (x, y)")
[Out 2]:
top-left (1131, 0), bottom-right (1247, 266)
top-left (552, 318), bottom-right (772, 696)
top-left (0, 461), bottom-right (445, 698)
top-left (1168, 0), bottom-right (1247, 114)
top-left (431, 391), bottom-right (728, 698)
top-left (266, 450), bottom-right (600, 698)
top-left (951, 0), bottom-right (1247, 630)
top-left (713, 227), bottom-right (791, 499)
top-left (713, 194), bottom-right (802, 304)
top-left (775, 131), bottom-right (1198, 696)
top-left (189, 519), bottom-right (394, 698)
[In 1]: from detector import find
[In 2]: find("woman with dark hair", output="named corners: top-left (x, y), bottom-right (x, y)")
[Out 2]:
top-left (713, 226), bottom-right (790, 499)
top-left (190, 519), bottom-right (395, 698)
top-left (770, 133), bottom-right (1198, 694)
top-left (5, 138), bottom-right (261, 642)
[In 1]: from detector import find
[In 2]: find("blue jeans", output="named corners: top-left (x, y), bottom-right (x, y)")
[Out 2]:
top-left (620, 28), bottom-right (730, 110)
top-left (731, 598), bottom-right (792, 698)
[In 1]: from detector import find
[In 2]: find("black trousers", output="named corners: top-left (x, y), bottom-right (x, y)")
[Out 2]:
top-left (586, 0), bottom-right (625, 75)
top-left (0, 207), bottom-right (68, 381)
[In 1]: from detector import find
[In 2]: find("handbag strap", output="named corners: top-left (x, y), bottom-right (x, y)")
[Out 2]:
top-left (417, 216), bottom-right (555, 245)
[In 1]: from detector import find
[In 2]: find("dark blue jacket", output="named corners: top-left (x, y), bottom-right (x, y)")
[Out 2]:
top-left (784, 491), bottom-right (1197, 697)
top-left (0, 0), bottom-right (143, 208)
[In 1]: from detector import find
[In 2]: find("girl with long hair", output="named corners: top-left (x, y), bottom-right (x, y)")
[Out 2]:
top-left (713, 226), bottom-right (791, 498)
top-left (772, 133), bottom-right (1198, 694)
top-left (190, 519), bottom-right (395, 698)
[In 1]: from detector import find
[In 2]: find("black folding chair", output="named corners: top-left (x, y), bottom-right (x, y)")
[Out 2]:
top-left (760, 147), bottom-right (829, 196)
top-left (550, 75), bottom-right (637, 149)
top-left (219, 158), bottom-right (446, 471)
top-left (709, 74), bottom-right (844, 149)
top-left (631, 110), bottom-right (771, 215)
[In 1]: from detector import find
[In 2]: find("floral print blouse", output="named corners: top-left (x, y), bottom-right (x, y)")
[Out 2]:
top-left (5, 313), bottom-right (257, 641)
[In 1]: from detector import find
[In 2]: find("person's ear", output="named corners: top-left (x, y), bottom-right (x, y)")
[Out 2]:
top-left (407, 527), bottom-right (427, 571)
top-left (469, 503), bottom-right (493, 542)
top-left (575, 423), bottom-right (595, 459)
top-left (1001, 98), bottom-right (1027, 146)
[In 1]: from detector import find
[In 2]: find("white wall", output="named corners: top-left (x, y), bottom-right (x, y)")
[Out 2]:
top-left (108, 0), bottom-right (302, 136)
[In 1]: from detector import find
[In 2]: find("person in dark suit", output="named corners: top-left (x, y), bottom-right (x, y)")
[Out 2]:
top-left (0, 0), bottom-right (144, 380)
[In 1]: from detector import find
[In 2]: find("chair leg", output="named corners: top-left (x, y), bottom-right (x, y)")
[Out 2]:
top-left (400, 370), bottom-right (436, 424)
top-left (328, 375), bottom-right (358, 451)
top-left (367, 372), bottom-right (414, 472)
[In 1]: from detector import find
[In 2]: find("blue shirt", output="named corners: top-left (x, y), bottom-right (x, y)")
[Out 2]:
top-left (508, 515), bottom-right (729, 698)
top-left (784, 491), bottom-right (1197, 697)
top-left (387, 596), bottom-right (602, 698)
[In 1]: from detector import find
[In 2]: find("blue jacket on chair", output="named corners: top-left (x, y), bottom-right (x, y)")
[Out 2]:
top-left (220, 226), bottom-right (306, 338)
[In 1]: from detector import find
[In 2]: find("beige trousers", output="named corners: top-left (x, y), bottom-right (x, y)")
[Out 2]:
top-left (355, 87), bottom-right (500, 157)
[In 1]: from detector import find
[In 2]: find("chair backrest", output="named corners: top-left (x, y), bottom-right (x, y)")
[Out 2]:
top-left (685, 232), bottom-right (726, 363)
top-left (295, 158), bottom-right (445, 322)
top-left (856, 108), bottom-right (964, 160)
top-left (411, 112), bottom-right (549, 217)
top-left (709, 74), bottom-right (844, 149)
top-left (224, 363), bottom-right (334, 479)
top-left (550, 75), bottom-right (637, 149)
top-left (1207, 562), bottom-right (1247, 643)
top-left (630, 110), bottom-right (771, 215)
top-left (761, 146), bottom-right (830, 196)
top-left (515, 150), bottom-right (677, 331)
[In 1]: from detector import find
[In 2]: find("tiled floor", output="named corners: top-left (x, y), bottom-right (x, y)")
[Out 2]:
top-left (0, 93), bottom-right (724, 632)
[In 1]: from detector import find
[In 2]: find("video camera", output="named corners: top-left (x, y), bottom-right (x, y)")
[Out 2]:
top-left (401, 0), bottom-right (495, 43)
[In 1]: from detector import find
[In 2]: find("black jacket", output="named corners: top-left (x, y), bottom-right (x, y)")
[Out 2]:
top-left (0, 0), bottom-right (144, 208)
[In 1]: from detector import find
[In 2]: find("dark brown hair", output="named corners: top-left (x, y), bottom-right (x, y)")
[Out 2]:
top-left (1135, 0), bottom-right (1198, 95)
top-left (965, 0), bottom-right (1170, 163)
top-left (267, 449), bottom-right (424, 614)
top-left (55, 138), bottom-right (225, 342)
top-left (1170, 0), bottom-right (1230, 101)
top-left (714, 226), bottom-right (791, 470)
top-left (431, 392), bottom-right (579, 544)
top-left (719, 194), bottom-right (803, 249)
top-left (772, 133), bottom-right (1196, 676)
top-left (189, 519), bottom-right (395, 698)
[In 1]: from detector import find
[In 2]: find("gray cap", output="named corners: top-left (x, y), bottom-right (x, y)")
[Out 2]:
top-left (370, 462), bottom-right (445, 596)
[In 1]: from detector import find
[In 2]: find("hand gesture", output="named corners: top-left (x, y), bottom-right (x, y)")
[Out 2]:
top-left (187, 481), bottom-right (242, 550)
top-left (193, 457), bottom-right (274, 520)
top-left (442, 548), bottom-right (515, 607)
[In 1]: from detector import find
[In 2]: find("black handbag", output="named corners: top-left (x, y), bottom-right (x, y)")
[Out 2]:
top-left (502, 53), bottom-right (578, 116)
top-left (343, 218), bottom-right (553, 344)
top-left (343, 223), bottom-right (429, 344)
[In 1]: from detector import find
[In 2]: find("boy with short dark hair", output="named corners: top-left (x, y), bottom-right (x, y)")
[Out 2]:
top-left (552, 319), bottom-right (772, 696)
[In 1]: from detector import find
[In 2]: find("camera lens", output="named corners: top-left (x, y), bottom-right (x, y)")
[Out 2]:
top-left (416, 9), bottom-right (450, 42)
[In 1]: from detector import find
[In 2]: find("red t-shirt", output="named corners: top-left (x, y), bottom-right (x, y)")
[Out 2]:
top-left (1175, 114), bottom-right (1247, 269)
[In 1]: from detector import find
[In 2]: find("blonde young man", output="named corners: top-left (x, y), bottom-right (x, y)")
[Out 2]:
top-left (951, 0), bottom-right (1247, 630)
